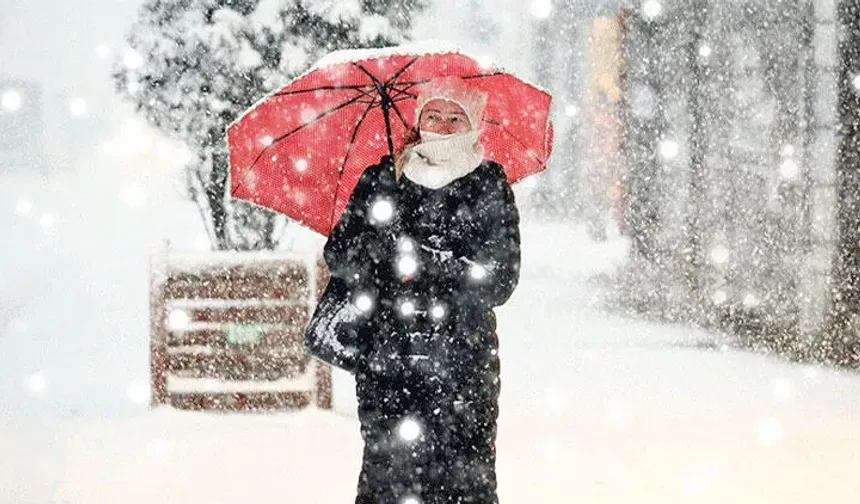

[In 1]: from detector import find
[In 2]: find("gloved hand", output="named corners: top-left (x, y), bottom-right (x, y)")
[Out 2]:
top-left (414, 240), bottom-right (469, 283)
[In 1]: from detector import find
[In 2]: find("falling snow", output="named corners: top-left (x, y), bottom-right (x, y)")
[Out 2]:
top-left (4, 0), bottom-right (860, 503)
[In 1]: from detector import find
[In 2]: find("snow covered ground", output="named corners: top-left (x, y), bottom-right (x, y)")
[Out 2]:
top-left (3, 184), bottom-right (860, 502)
top-left (0, 121), bottom-right (857, 503)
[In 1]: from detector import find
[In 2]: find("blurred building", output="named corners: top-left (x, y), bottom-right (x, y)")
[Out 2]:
top-left (577, 15), bottom-right (626, 240)
top-left (617, 0), bottom-right (837, 354)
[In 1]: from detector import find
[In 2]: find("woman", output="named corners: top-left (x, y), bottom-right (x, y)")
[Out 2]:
top-left (323, 76), bottom-right (521, 504)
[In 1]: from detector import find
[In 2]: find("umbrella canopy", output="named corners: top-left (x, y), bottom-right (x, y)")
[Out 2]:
top-left (228, 41), bottom-right (553, 236)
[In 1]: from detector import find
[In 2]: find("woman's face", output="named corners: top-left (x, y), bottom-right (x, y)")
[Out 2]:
top-left (418, 99), bottom-right (471, 135)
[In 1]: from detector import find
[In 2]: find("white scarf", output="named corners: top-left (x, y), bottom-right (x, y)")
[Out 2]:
top-left (402, 130), bottom-right (484, 189)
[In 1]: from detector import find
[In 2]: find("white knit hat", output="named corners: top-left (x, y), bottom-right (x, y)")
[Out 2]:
top-left (414, 76), bottom-right (488, 129)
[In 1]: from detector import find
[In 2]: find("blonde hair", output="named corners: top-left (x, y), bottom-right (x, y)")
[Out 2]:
top-left (394, 126), bottom-right (421, 181)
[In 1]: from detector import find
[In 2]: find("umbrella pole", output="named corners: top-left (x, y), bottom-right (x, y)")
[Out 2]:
top-left (380, 87), bottom-right (395, 158)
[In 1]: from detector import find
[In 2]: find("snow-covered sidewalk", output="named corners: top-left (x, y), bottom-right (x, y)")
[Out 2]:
top-left (4, 224), bottom-right (860, 503)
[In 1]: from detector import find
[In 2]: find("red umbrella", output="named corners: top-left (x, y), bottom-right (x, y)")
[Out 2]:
top-left (227, 43), bottom-right (554, 236)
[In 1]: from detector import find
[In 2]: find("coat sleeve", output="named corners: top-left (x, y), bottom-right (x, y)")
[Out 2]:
top-left (323, 163), bottom-right (396, 286)
top-left (423, 166), bottom-right (521, 308)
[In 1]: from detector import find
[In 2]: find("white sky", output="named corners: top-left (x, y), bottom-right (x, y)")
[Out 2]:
top-left (0, 0), bottom-right (542, 100)
top-left (0, 0), bottom-right (140, 98)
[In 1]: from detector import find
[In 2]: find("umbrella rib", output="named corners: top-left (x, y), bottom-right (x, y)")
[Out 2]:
top-left (247, 89), bottom-right (375, 170)
top-left (274, 84), bottom-right (371, 97)
top-left (327, 99), bottom-right (378, 231)
top-left (393, 78), bottom-right (432, 88)
top-left (388, 97), bottom-right (412, 131)
top-left (388, 88), bottom-right (418, 130)
top-left (352, 62), bottom-right (401, 155)
top-left (274, 88), bottom-right (376, 142)
top-left (389, 87), bottom-right (418, 100)
top-left (386, 74), bottom-right (420, 130)
top-left (395, 72), bottom-right (506, 88)
top-left (385, 56), bottom-right (420, 87)
top-left (341, 99), bottom-right (378, 175)
top-left (351, 62), bottom-right (383, 86)
top-left (460, 72), bottom-right (506, 81)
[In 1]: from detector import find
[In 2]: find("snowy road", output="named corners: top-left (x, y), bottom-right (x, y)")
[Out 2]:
top-left (4, 224), bottom-right (860, 503)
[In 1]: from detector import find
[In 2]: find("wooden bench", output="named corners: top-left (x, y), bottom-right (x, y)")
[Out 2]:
top-left (149, 245), bottom-right (331, 411)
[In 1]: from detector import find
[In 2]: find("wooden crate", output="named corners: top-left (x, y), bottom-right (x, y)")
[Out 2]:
top-left (149, 245), bottom-right (331, 411)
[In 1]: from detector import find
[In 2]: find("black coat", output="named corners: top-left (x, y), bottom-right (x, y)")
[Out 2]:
top-left (323, 155), bottom-right (521, 504)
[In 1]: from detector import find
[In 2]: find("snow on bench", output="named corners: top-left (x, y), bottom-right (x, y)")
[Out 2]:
top-left (149, 243), bottom-right (331, 412)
